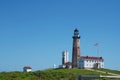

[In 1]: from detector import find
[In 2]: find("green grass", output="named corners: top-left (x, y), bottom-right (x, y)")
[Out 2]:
top-left (95, 68), bottom-right (120, 75)
top-left (0, 68), bottom-right (119, 80)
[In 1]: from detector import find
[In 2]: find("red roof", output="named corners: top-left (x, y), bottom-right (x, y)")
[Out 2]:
top-left (81, 56), bottom-right (104, 60)
top-left (24, 66), bottom-right (32, 69)
top-left (65, 62), bottom-right (72, 65)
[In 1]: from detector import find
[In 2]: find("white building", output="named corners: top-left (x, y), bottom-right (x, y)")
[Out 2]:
top-left (78, 56), bottom-right (104, 69)
top-left (59, 50), bottom-right (72, 69)
top-left (62, 50), bottom-right (69, 65)
top-left (23, 66), bottom-right (32, 72)
top-left (59, 62), bottom-right (72, 69)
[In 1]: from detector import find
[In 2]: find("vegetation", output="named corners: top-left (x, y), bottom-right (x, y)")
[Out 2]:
top-left (0, 68), bottom-right (120, 80)
top-left (96, 68), bottom-right (120, 75)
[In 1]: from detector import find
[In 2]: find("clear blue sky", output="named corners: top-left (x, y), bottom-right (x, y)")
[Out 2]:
top-left (0, 0), bottom-right (120, 71)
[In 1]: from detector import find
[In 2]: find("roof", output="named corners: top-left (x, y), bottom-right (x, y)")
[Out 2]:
top-left (81, 56), bottom-right (104, 60)
top-left (74, 28), bottom-right (79, 32)
top-left (65, 62), bottom-right (72, 65)
top-left (24, 66), bottom-right (32, 69)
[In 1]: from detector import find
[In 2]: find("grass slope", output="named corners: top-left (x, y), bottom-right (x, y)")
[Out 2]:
top-left (0, 68), bottom-right (120, 80)
top-left (96, 68), bottom-right (120, 75)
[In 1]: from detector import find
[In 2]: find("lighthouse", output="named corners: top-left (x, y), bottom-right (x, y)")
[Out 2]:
top-left (72, 28), bottom-right (81, 68)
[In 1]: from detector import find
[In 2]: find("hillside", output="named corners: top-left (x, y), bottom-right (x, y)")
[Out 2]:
top-left (0, 68), bottom-right (120, 80)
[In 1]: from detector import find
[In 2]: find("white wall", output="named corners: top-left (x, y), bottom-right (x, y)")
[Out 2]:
top-left (78, 58), bottom-right (104, 69)
top-left (26, 69), bottom-right (32, 72)
top-left (62, 50), bottom-right (69, 63)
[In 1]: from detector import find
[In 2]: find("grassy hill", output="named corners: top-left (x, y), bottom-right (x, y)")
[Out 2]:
top-left (96, 68), bottom-right (120, 75)
top-left (0, 68), bottom-right (120, 80)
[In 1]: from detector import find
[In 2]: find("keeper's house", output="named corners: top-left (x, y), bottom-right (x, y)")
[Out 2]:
top-left (78, 56), bottom-right (104, 69)
top-left (23, 66), bottom-right (32, 72)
